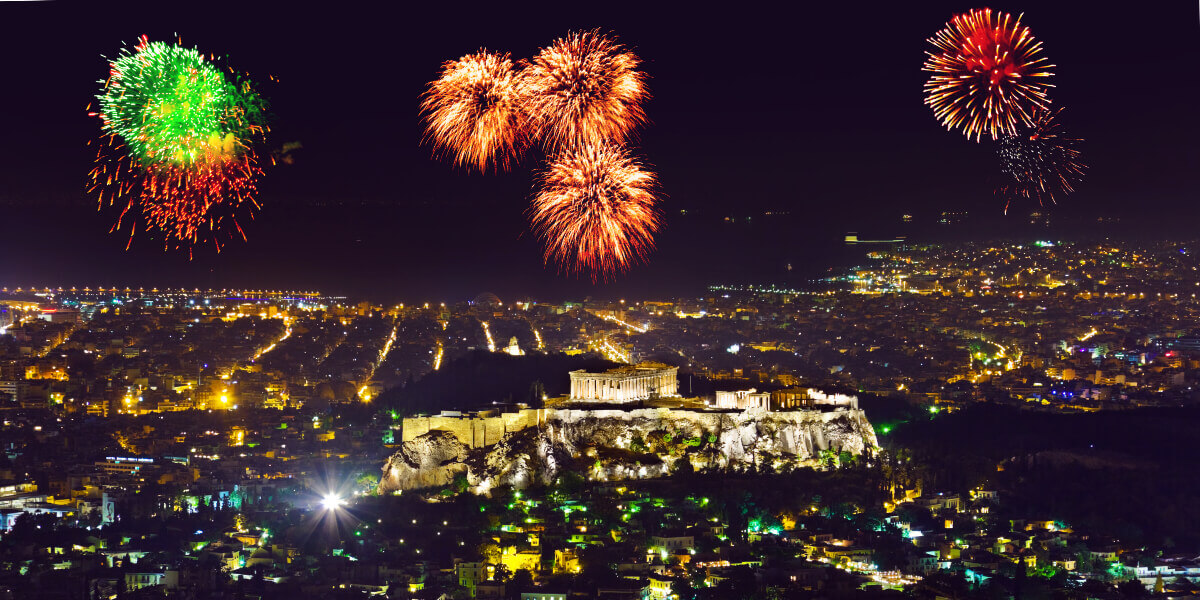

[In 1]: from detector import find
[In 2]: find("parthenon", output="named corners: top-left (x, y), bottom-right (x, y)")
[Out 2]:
top-left (568, 362), bottom-right (678, 404)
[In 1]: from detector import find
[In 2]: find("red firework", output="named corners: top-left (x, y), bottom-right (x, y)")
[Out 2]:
top-left (89, 134), bottom-right (263, 254)
top-left (923, 8), bottom-right (1055, 141)
top-left (996, 107), bottom-right (1087, 211)
top-left (529, 142), bottom-right (660, 281)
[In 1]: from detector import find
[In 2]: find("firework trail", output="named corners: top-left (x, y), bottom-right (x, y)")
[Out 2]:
top-left (421, 50), bottom-right (529, 172)
top-left (89, 36), bottom-right (269, 252)
top-left (521, 30), bottom-right (648, 151)
top-left (996, 107), bottom-right (1086, 211)
top-left (923, 8), bottom-right (1054, 141)
top-left (529, 142), bottom-right (660, 281)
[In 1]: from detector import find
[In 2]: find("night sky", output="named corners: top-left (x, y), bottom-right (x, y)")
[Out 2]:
top-left (0, 2), bottom-right (1196, 301)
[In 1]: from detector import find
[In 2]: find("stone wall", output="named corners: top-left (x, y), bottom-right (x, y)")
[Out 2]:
top-left (402, 409), bottom-right (547, 449)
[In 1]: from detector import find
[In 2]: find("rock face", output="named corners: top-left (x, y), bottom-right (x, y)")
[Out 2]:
top-left (378, 408), bottom-right (877, 495)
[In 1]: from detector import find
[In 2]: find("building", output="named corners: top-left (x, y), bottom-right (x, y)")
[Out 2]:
top-left (569, 362), bottom-right (678, 404)
top-left (0, 380), bottom-right (29, 403)
top-left (771, 388), bottom-right (859, 411)
top-left (714, 389), bottom-right (769, 411)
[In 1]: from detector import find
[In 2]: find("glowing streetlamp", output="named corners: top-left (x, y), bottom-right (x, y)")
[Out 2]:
top-left (320, 494), bottom-right (346, 511)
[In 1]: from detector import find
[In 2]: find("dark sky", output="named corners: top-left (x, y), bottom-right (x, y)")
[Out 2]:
top-left (0, 2), bottom-right (1196, 301)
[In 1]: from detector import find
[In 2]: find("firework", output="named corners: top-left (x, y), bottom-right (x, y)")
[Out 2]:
top-left (421, 50), bottom-right (528, 172)
top-left (529, 142), bottom-right (660, 280)
top-left (88, 137), bottom-right (263, 252)
top-left (521, 30), bottom-right (648, 151)
top-left (996, 107), bottom-right (1086, 210)
top-left (89, 36), bottom-right (269, 252)
top-left (923, 8), bottom-right (1054, 141)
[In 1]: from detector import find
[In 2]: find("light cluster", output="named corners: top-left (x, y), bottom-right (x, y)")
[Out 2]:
top-left (421, 30), bottom-right (660, 281)
top-left (89, 36), bottom-right (270, 254)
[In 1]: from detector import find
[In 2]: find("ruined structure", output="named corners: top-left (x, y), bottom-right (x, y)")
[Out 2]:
top-left (379, 376), bottom-right (877, 495)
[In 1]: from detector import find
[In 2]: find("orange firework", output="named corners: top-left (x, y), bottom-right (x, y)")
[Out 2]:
top-left (421, 50), bottom-right (528, 172)
top-left (521, 30), bottom-right (648, 151)
top-left (923, 8), bottom-right (1054, 141)
top-left (529, 142), bottom-right (660, 280)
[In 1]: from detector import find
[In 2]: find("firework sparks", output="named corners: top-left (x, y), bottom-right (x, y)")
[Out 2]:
top-left (529, 142), bottom-right (660, 280)
top-left (996, 107), bottom-right (1086, 211)
top-left (521, 30), bottom-right (648, 151)
top-left (89, 36), bottom-right (269, 252)
top-left (923, 8), bottom-right (1054, 141)
top-left (421, 50), bottom-right (528, 171)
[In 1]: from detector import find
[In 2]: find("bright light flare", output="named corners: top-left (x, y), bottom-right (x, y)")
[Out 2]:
top-left (320, 494), bottom-right (345, 511)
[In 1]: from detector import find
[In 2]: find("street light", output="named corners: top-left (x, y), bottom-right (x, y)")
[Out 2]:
top-left (320, 494), bottom-right (345, 511)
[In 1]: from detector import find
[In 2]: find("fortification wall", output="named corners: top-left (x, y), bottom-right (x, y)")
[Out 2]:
top-left (403, 405), bottom-right (867, 451)
top-left (402, 409), bottom-right (546, 449)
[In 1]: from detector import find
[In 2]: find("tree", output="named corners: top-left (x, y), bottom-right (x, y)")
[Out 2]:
top-left (1117, 579), bottom-right (1149, 598)
top-left (672, 579), bottom-right (696, 600)
top-left (506, 569), bottom-right (533, 598)
top-left (491, 563), bottom-right (512, 583)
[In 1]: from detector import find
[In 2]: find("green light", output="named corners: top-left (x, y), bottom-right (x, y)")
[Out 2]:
top-left (929, 406), bottom-right (940, 414)
top-left (98, 39), bottom-right (265, 166)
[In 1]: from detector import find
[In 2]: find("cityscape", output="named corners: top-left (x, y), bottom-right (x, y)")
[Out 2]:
top-left (1, 2), bottom-right (1198, 600)
top-left (2, 240), bottom-right (1199, 598)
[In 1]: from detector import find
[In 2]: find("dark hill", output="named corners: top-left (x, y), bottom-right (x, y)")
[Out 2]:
top-left (377, 350), bottom-right (618, 415)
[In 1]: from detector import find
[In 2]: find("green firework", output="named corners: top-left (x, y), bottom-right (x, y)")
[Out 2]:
top-left (97, 37), bottom-right (266, 166)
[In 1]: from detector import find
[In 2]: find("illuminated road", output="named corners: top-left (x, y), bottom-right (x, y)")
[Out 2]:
top-left (359, 320), bottom-right (399, 402)
top-left (594, 311), bottom-right (649, 333)
top-left (481, 321), bottom-right (496, 352)
top-left (252, 317), bottom-right (293, 361)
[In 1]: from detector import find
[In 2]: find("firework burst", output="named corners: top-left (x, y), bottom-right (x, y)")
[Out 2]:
top-left (521, 30), bottom-right (648, 151)
top-left (923, 8), bottom-right (1054, 141)
top-left (996, 107), bottom-right (1086, 211)
top-left (529, 142), bottom-right (660, 281)
top-left (89, 36), bottom-right (269, 252)
top-left (421, 50), bottom-right (528, 172)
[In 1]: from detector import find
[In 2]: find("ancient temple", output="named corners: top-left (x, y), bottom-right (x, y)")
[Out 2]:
top-left (568, 362), bottom-right (678, 403)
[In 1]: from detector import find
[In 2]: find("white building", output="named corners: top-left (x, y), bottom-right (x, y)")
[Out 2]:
top-left (569, 363), bottom-right (678, 403)
top-left (714, 389), bottom-right (769, 411)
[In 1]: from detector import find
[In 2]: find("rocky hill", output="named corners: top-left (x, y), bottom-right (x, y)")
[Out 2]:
top-left (378, 407), bottom-right (877, 495)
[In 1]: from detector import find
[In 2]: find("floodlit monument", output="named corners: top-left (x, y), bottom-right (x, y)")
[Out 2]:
top-left (568, 362), bottom-right (678, 403)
